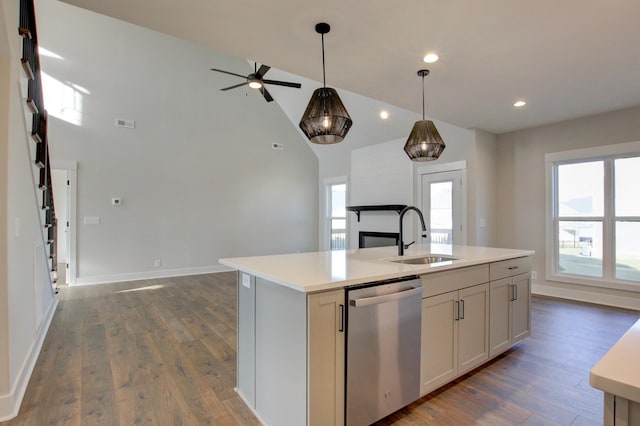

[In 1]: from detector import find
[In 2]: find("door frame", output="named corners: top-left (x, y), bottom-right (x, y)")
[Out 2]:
top-left (52, 160), bottom-right (77, 285)
top-left (417, 160), bottom-right (467, 245)
top-left (322, 176), bottom-right (348, 251)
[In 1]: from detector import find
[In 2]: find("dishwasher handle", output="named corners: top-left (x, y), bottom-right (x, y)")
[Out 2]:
top-left (349, 286), bottom-right (423, 308)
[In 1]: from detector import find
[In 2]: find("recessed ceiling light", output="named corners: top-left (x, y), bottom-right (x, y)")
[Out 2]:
top-left (380, 110), bottom-right (389, 119)
top-left (423, 53), bottom-right (439, 63)
top-left (513, 100), bottom-right (527, 108)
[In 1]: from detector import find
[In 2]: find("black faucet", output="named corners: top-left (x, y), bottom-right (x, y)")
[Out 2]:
top-left (398, 206), bottom-right (427, 256)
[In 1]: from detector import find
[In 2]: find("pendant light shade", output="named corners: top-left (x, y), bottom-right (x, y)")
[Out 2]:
top-left (404, 120), bottom-right (445, 161)
top-left (404, 69), bottom-right (445, 161)
top-left (299, 23), bottom-right (352, 144)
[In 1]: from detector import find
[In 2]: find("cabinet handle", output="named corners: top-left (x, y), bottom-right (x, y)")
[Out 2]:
top-left (455, 301), bottom-right (460, 321)
top-left (460, 299), bottom-right (465, 320)
top-left (508, 266), bottom-right (519, 270)
top-left (338, 304), bottom-right (344, 332)
top-left (514, 285), bottom-right (518, 301)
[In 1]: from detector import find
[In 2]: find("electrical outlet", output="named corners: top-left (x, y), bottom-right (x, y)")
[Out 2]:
top-left (531, 271), bottom-right (537, 280)
top-left (154, 259), bottom-right (161, 268)
top-left (242, 273), bottom-right (251, 288)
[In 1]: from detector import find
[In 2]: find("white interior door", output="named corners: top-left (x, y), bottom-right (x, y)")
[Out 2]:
top-left (52, 165), bottom-right (77, 285)
top-left (421, 170), bottom-right (464, 244)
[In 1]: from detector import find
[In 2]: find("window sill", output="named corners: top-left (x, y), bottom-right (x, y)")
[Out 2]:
top-left (547, 273), bottom-right (640, 293)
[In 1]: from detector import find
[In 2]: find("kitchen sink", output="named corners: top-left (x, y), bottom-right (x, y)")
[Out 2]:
top-left (391, 255), bottom-right (457, 265)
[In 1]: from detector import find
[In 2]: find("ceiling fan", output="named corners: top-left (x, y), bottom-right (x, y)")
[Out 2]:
top-left (210, 63), bottom-right (302, 102)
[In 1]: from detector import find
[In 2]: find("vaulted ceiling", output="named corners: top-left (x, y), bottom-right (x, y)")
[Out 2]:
top-left (59, 0), bottom-right (640, 134)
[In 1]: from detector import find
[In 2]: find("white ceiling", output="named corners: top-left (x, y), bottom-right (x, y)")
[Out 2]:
top-left (59, 0), bottom-right (640, 134)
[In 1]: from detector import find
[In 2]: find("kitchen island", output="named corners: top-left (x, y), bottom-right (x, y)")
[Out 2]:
top-left (590, 318), bottom-right (640, 425)
top-left (220, 244), bottom-right (534, 426)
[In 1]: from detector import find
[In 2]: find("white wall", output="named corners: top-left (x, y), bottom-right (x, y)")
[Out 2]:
top-left (37, 0), bottom-right (319, 284)
top-left (497, 105), bottom-right (640, 309)
top-left (473, 129), bottom-right (498, 247)
top-left (346, 120), bottom-right (485, 250)
top-left (349, 138), bottom-right (414, 249)
top-left (0, 0), bottom-right (10, 400)
top-left (1, 0), bottom-right (57, 419)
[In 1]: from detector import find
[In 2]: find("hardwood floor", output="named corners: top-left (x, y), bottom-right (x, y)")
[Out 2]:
top-left (2, 272), bottom-right (638, 425)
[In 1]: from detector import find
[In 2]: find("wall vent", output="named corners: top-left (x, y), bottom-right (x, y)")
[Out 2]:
top-left (115, 119), bottom-right (135, 129)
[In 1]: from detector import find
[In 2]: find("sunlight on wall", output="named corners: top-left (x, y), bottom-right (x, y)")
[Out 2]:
top-left (41, 71), bottom-right (85, 126)
top-left (38, 46), bottom-right (63, 60)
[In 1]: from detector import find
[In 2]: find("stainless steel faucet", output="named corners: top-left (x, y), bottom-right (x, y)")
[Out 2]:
top-left (398, 206), bottom-right (427, 256)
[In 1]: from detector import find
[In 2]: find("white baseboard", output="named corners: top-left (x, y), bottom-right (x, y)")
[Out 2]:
top-left (234, 387), bottom-right (268, 425)
top-left (0, 297), bottom-right (58, 422)
top-left (533, 282), bottom-right (640, 311)
top-left (73, 264), bottom-right (234, 286)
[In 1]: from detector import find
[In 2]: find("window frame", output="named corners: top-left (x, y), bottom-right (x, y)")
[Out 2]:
top-left (325, 177), bottom-right (347, 251)
top-left (545, 141), bottom-right (640, 292)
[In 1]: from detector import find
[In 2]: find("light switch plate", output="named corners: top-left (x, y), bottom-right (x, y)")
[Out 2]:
top-left (84, 216), bottom-right (100, 225)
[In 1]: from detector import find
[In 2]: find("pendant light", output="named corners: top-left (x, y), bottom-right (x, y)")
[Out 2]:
top-left (404, 69), bottom-right (445, 161)
top-left (299, 23), bottom-right (352, 144)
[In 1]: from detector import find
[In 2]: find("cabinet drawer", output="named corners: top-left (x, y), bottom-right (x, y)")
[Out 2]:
top-left (489, 257), bottom-right (531, 281)
top-left (421, 264), bottom-right (489, 298)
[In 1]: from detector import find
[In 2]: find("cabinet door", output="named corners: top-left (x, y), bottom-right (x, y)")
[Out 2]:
top-left (420, 291), bottom-right (458, 396)
top-left (489, 277), bottom-right (512, 357)
top-left (458, 283), bottom-right (489, 374)
top-left (511, 274), bottom-right (530, 343)
top-left (308, 289), bottom-right (345, 426)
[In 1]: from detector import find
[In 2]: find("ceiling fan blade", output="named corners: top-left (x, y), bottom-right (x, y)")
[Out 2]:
top-left (220, 82), bottom-right (249, 91)
top-left (260, 87), bottom-right (274, 102)
top-left (263, 79), bottom-right (302, 89)
top-left (210, 68), bottom-right (248, 79)
top-left (256, 64), bottom-right (271, 78)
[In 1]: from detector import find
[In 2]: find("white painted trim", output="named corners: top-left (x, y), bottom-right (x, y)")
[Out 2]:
top-left (533, 282), bottom-right (640, 311)
top-left (64, 168), bottom-right (77, 285)
top-left (234, 388), bottom-right (269, 425)
top-left (545, 159), bottom-right (556, 282)
top-left (544, 140), bottom-right (640, 163)
top-left (416, 160), bottom-right (467, 175)
top-left (544, 142), bottom-right (640, 291)
top-left (0, 297), bottom-right (58, 422)
top-left (416, 161), bottom-right (467, 246)
top-left (322, 176), bottom-right (348, 252)
top-left (51, 163), bottom-right (78, 284)
top-left (73, 264), bottom-right (233, 286)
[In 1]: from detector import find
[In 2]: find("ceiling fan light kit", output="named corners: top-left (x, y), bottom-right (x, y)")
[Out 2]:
top-left (299, 22), bottom-right (353, 144)
top-left (210, 63), bottom-right (301, 102)
top-left (404, 69), bottom-right (446, 161)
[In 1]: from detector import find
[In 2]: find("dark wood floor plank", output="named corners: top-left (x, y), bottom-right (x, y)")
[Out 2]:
top-left (3, 272), bottom-right (638, 426)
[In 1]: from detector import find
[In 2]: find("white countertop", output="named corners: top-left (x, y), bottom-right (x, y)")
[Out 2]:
top-left (219, 244), bottom-right (534, 293)
top-left (590, 318), bottom-right (640, 402)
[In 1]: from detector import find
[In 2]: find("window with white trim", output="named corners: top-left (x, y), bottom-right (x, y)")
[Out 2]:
top-left (549, 150), bottom-right (640, 288)
top-left (328, 183), bottom-right (346, 251)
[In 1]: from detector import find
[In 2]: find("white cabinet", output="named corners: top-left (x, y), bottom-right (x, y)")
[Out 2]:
top-left (420, 283), bottom-right (489, 396)
top-left (238, 276), bottom-right (345, 426)
top-left (489, 272), bottom-right (531, 357)
top-left (308, 289), bottom-right (345, 426)
top-left (603, 393), bottom-right (640, 426)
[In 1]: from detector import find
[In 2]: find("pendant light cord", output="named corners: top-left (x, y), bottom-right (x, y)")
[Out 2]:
top-left (321, 33), bottom-right (326, 87)
top-left (421, 74), bottom-right (426, 120)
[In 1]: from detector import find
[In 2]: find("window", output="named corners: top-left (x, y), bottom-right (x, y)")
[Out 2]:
top-left (328, 183), bottom-right (346, 250)
top-left (548, 144), bottom-right (640, 290)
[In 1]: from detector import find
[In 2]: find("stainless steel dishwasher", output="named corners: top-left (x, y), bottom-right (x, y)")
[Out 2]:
top-left (345, 276), bottom-right (423, 426)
